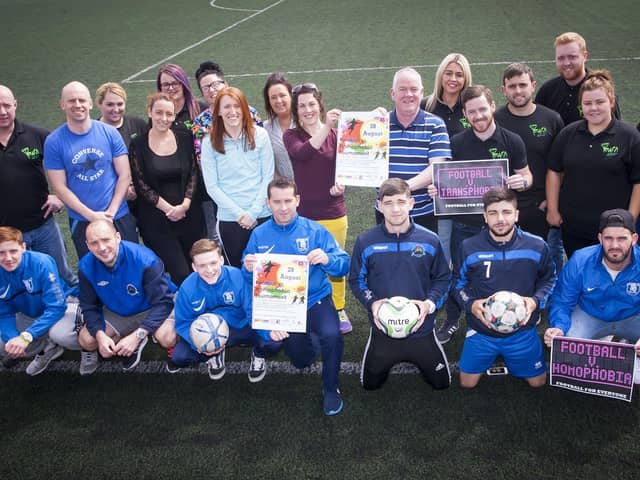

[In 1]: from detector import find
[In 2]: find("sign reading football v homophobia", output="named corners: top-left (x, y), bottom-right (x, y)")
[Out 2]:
top-left (550, 337), bottom-right (636, 402)
top-left (335, 111), bottom-right (389, 187)
top-left (433, 159), bottom-right (509, 215)
top-left (252, 253), bottom-right (309, 333)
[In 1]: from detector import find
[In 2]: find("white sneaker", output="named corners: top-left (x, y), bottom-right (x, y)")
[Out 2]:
top-left (26, 343), bottom-right (64, 376)
top-left (248, 351), bottom-right (267, 383)
top-left (79, 350), bottom-right (99, 376)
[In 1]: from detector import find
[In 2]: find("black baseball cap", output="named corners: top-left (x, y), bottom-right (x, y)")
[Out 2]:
top-left (598, 209), bottom-right (636, 233)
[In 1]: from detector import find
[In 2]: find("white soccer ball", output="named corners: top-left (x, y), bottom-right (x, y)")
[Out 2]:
top-left (190, 313), bottom-right (230, 353)
top-left (377, 296), bottom-right (421, 339)
top-left (484, 291), bottom-right (527, 334)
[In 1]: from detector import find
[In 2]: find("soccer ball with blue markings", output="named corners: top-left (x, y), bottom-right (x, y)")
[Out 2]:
top-left (190, 313), bottom-right (230, 353)
top-left (484, 291), bottom-right (527, 334)
top-left (377, 296), bottom-right (421, 339)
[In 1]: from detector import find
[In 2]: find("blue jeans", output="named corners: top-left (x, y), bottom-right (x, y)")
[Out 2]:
top-left (446, 222), bottom-right (482, 324)
top-left (547, 226), bottom-right (565, 273)
top-left (23, 216), bottom-right (78, 289)
top-left (70, 212), bottom-right (138, 259)
top-left (566, 305), bottom-right (640, 342)
top-left (284, 295), bottom-right (343, 394)
top-left (437, 218), bottom-right (453, 265)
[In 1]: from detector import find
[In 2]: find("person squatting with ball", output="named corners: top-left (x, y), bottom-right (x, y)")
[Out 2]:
top-left (171, 238), bottom-right (282, 381)
top-left (453, 188), bottom-right (557, 388)
top-left (349, 178), bottom-right (451, 390)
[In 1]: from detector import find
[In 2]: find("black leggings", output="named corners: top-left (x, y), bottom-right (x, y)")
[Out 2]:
top-left (218, 217), bottom-right (269, 268)
top-left (361, 328), bottom-right (451, 390)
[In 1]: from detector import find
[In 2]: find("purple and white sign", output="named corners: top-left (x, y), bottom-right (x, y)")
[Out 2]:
top-left (550, 337), bottom-right (636, 402)
top-left (433, 159), bottom-right (509, 215)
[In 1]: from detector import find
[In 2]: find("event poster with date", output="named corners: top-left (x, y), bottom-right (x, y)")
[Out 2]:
top-left (335, 111), bottom-right (389, 187)
top-left (251, 253), bottom-right (309, 333)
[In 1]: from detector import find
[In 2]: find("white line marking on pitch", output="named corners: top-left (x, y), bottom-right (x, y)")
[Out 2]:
top-left (0, 360), bottom-right (439, 376)
top-left (210, 0), bottom-right (259, 12)
top-left (122, 56), bottom-right (640, 83)
top-left (121, 0), bottom-right (283, 84)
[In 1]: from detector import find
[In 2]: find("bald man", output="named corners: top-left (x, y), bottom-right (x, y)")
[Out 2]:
top-left (44, 81), bottom-right (137, 259)
top-left (0, 85), bottom-right (77, 289)
top-left (77, 220), bottom-right (176, 374)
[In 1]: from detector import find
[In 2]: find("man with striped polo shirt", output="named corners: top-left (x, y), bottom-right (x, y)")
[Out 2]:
top-left (375, 67), bottom-right (451, 233)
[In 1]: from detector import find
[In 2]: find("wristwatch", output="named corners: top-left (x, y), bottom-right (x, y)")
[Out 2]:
top-left (20, 331), bottom-right (33, 344)
top-left (135, 328), bottom-right (147, 340)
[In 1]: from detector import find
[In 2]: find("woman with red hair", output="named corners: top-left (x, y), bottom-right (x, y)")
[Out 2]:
top-left (200, 87), bottom-right (274, 267)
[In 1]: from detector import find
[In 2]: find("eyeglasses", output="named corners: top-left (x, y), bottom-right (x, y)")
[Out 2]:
top-left (160, 81), bottom-right (181, 91)
top-left (202, 80), bottom-right (226, 92)
top-left (292, 83), bottom-right (318, 95)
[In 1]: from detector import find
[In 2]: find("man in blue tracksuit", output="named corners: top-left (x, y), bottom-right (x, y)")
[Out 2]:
top-left (77, 220), bottom-right (176, 374)
top-left (350, 178), bottom-right (451, 390)
top-left (172, 238), bottom-right (281, 381)
top-left (545, 209), bottom-right (640, 366)
top-left (454, 188), bottom-right (556, 388)
top-left (242, 179), bottom-right (349, 416)
top-left (0, 226), bottom-right (80, 375)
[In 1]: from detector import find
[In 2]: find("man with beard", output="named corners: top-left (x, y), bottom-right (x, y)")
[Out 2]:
top-left (535, 33), bottom-right (621, 273)
top-left (430, 85), bottom-right (533, 343)
top-left (454, 188), bottom-right (556, 388)
top-left (535, 32), bottom-right (620, 125)
top-left (495, 64), bottom-right (564, 241)
top-left (545, 209), bottom-right (640, 363)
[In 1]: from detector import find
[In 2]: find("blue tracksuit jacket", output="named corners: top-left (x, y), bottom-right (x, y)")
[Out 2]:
top-left (0, 250), bottom-right (73, 342)
top-left (453, 227), bottom-right (557, 337)
top-left (549, 244), bottom-right (640, 333)
top-left (79, 241), bottom-right (176, 336)
top-left (348, 222), bottom-right (450, 336)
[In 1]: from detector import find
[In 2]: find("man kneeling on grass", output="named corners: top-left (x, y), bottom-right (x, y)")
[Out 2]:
top-left (0, 226), bottom-right (82, 375)
top-left (243, 179), bottom-right (350, 416)
top-left (171, 239), bottom-right (282, 381)
top-left (349, 178), bottom-right (452, 391)
top-left (77, 220), bottom-right (176, 374)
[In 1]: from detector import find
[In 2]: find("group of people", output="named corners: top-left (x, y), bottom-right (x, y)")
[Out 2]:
top-left (2, 31), bottom-right (640, 416)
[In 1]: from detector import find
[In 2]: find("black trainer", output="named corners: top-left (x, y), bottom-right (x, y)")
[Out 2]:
top-left (436, 319), bottom-right (459, 344)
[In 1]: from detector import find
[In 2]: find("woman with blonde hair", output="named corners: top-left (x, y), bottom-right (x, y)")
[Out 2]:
top-left (422, 53), bottom-right (473, 138)
top-left (96, 82), bottom-right (147, 148)
top-left (96, 82), bottom-right (148, 208)
top-left (422, 54), bottom-right (473, 344)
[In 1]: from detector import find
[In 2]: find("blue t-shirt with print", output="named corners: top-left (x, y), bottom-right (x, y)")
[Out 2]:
top-left (44, 120), bottom-right (129, 221)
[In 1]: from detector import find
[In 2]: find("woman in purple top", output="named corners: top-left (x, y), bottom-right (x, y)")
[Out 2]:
top-left (283, 83), bottom-right (352, 334)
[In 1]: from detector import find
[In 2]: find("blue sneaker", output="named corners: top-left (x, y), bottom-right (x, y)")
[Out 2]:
top-left (323, 389), bottom-right (344, 416)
